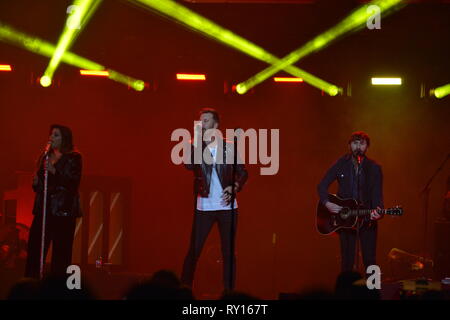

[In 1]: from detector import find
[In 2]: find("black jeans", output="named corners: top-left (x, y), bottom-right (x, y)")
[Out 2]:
top-left (338, 223), bottom-right (377, 273)
top-left (25, 213), bottom-right (77, 278)
top-left (181, 209), bottom-right (238, 291)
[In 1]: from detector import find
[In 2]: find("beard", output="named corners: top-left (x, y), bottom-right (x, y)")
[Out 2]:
top-left (352, 149), bottom-right (365, 158)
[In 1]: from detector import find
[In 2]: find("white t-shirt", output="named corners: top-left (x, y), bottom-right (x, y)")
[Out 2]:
top-left (196, 145), bottom-right (238, 211)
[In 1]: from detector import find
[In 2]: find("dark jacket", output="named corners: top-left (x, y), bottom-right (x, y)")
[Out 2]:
top-left (32, 151), bottom-right (82, 217)
top-left (317, 153), bottom-right (383, 210)
top-left (184, 140), bottom-right (248, 197)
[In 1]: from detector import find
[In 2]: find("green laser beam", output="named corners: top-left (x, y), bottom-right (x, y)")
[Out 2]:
top-left (0, 21), bottom-right (145, 91)
top-left (43, 0), bottom-right (103, 85)
top-left (238, 0), bottom-right (406, 93)
top-left (433, 83), bottom-right (450, 99)
top-left (130, 0), bottom-right (341, 95)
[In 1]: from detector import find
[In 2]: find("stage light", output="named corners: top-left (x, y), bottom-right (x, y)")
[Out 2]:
top-left (432, 83), bottom-right (450, 99)
top-left (176, 73), bottom-right (206, 80)
top-left (237, 0), bottom-right (405, 93)
top-left (328, 86), bottom-right (340, 96)
top-left (235, 83), bottom-right (247, 95)
top-left (273, 77), bottom-right (303, 82)
top-left (388, 248), bottom-right (433, 273)
top-left (0, 64), bottom-right (12, 71)
top-left (42, 0), bottom-right (103, 84)
top-left (80, 69), bottom-right (109, 76)
top-left (0, 22), bottom-right (145, 91)
top-left (129, 0), bottom-right (342, 95)
top-left (132, 80), bottom-right (145, 91)
top-left (371, 77), bottom-right (402, 85)
top-left (40, 75), bottom-right (52, 87)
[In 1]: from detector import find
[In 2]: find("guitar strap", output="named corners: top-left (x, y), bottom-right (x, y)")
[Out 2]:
top-left (355, 159), bottom-right (370, 230)
top-left (360, 161), bottom-right (377, 229)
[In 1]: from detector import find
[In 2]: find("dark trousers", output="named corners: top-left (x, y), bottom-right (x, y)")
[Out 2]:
top-left (181, 210), bottom-right (238, 291)
top-left (25, 213), bottom-right (77, 279)
top-left (338, 223), bottom-right (377, 273)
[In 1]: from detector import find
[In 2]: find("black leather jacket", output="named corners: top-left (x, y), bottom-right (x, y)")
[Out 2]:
top-left (32, 151), bottom-right (82, 217)
top-left (185, 140), bottom-right (248, 197)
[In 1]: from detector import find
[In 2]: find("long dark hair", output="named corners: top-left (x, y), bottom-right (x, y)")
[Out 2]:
top-left (49, 124), bottom-right (74, 153)
top-left (35, 124), bottom-right (75, 170)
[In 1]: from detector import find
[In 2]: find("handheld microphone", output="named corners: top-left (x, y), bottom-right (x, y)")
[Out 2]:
top-left (44, 141), bottom-right (51, 155)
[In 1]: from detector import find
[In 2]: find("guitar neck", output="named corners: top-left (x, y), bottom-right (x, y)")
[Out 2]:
top-left (350, 208), bottom-right (388, 216)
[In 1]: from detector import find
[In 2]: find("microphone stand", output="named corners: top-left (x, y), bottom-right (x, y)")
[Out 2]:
top-left (354, 155), bottom-right (362, 274)
top-left (228, 134), bottom-right (238, 291)
top-left (40, 151), bottom-right (50, 279)
top-left (419, 152), bottom-right (449, 280)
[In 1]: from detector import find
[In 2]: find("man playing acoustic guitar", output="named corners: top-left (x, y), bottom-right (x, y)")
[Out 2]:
top-left (317, 131), bottom-right (383, 272)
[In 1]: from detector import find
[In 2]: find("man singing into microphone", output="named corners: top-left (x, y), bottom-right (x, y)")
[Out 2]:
top-left (180, 108), bottom-right (248, 292)
top-left (317, 131), bottom-right (383, 272)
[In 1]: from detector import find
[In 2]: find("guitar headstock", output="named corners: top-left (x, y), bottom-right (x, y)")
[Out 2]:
top-left (387, 205), bottom-right (403, 216)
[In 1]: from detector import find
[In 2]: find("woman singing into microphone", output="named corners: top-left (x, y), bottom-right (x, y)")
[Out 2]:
top-left (25, 124), bottom-right (82, 278)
